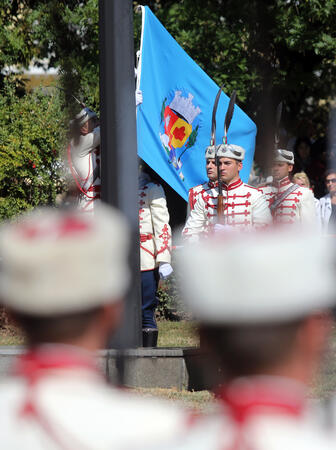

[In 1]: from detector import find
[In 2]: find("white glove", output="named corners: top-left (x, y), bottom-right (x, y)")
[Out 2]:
top-left (158, 263), bottom-right (173, 280)
top-left (135, 89), bottom-right (143, 106)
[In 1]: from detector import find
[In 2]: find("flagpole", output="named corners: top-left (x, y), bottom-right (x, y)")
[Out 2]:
top-left (135, 5), bottom-right (145, 91)
top-left (99, 0), bottom-right (142, 350)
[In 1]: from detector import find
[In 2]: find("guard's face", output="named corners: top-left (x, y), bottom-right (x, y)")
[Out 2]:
top-left (80, 119), bottom-right (94, 135)
top-left (206, 158), bottom-right (217, 181)
top-left (272, 162), bottom-right (292, 181)
top-left (218, 158), bottom-right (242, 184)
top-left (326, 173), bottom-right (336, 194)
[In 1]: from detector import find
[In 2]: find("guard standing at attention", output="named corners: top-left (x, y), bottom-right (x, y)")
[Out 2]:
top-left (183, 89), bottom-right (271, 240)
top-left (139, 163), bottom-right (173, 347)
top-left (68, 107), bottom-right (101, 214)
top-left (259, 149), bottom-right (317, 226)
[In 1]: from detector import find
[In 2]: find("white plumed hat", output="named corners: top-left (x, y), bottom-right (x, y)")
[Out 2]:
top-left (75, 107), bottom-right (97, 126)
top-left (274, 149), bottom-right (294, 164)
top-left (216, 143), bottom-right (245, 161)
top-left (205, 145), bottom-right (216, 159)
top-left (177, 230), bottom-right (335, 324)
top-left (0, 205), bottom-right (130, 315)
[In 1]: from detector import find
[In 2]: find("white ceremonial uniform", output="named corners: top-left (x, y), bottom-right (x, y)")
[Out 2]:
top-left (174, 216), bottom-right (336, 450)
top-left (69, 126), bottom-right (101, 213)
top-left (182, 178), bottom-right (272, 239)
top-left (319, 194), bottom-right (331, 233)
top-left (259, 176), bottom-right (317, 226)
top-left (187, 181), bottom-right (212, 214)
top-left (139, 173), bottom-right (172, 271)
top-left (0, 345), bottom-right (187, 450)
top-left (157, 377), bottom-right (334, 450)
top-left (0, 207), bottom-right (188, 449)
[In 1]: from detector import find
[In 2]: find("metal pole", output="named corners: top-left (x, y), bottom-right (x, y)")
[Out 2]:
top-left (99, 0), bottom-right (142, 348)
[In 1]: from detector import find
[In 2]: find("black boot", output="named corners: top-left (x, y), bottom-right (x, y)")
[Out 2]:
top-left (142, 328), bottom-right (158, 347)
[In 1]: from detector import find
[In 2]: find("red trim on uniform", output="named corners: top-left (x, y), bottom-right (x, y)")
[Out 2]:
top-left (140, 233), bottom-right (153, 243)
top-left (215, 379), bottom-right (305, 450)
top-left (13, 348), bottom-right (100, 450)
top-left (217, 379), bottom-right (305, 424)
top-left (140, 244), bottom-right (155, 258)
top-left (188, 188), bottom-right (195, 211)
top-left (278, 204), bottom-right (297, 210)
top-left (274, 176), bottom-right (291, 189)
top-left (222, 179), bottom-right (243, 191)
top-left (14, 349), bottom-right (99, 382)
top-left (157, 224), bottom-right (171, 255)
top-left (184, 411), bottom-right (203, 429)
top-left (87, 185), bottom-right (101, 193)
top-left (208, 180), bottom-right (218, 188)
top-left (224, 211), bottom-right (251, 217)
top-left (188, 182), bottom-right (209, 210)
top-left (244, 184), bottom-right (259, 191)
top-left (225, 201), bottom-right (251, 208)
top-left (229, 192), bottom-right (252, 199)
top-left (67, 144), bottom-right (99, 200)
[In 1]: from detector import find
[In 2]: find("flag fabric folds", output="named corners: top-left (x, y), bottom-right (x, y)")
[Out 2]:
top-left (136, 6), bottom-right (257, 201)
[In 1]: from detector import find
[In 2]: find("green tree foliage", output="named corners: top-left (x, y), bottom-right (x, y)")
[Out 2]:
top-left (0, 1), bottom-right (68, 219)
top-left (0, 83), bottom-right (66, 219)
top-left (1, 0), bottom-right (336, 217)
top-left (0, 0), bottom-right (40, 82)
top-left (27, 0), bottom-right (99, 113)
top-left (135, 0), bottom-right (336, 140)
top-left (27, 0), bottom-right (336, 136)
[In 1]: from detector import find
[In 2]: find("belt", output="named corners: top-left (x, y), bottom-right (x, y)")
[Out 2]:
top-left (87, 185), bottom-right (101, 193)
top-left (140, 233), bottom-right (153, 243)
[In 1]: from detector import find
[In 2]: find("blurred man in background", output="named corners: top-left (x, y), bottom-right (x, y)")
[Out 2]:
top-left (319, 168), bottom-right (336, 234)
top-left (186, 145), bottom-right (218, 215)
top-left (0, 205), bottom-right (186, 449)
top-left (68, 107), bottom-right (101, 214)
top-left (259, 149), bottom-right (317, 226)
top-left (169, 230), bottom-right (335, 449)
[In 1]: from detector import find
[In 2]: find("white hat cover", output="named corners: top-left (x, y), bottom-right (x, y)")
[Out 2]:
top-left (0, 205), bottom-right (130, 315)
top-left (205, 145), bottom-right (216, 159)
top-left (75, 107), bottom-right (97, 126)
top-left (216, 143), bottom-right (245, 161)
top-left (177, 230), bottom-right (335, 324)
top-left (274, 149), bottom-right (295, 164)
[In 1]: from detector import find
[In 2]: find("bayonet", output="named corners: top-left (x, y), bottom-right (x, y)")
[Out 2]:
top-left (223, 90), bottom-right (236, 144)
top-left (274, 101), bottom-right (283, 152)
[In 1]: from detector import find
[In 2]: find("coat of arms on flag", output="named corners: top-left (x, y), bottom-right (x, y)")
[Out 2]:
top-left (159, 90), bottom-right (201, 181)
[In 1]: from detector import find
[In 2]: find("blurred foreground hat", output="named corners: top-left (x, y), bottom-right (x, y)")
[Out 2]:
top-left (0, 205), bottom-right (130, 315)
top-left (75, 107), bottom-right (97, 126)
top-left (216, 143), bottom-right (245, 161)
top-left (274, 149), bottom-right (294, 164)
top-left (177, 231), bottom-right (335, 324)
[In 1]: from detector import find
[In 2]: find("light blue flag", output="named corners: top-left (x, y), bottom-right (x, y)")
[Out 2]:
top-left (136, 6), bottom-right (257, 201)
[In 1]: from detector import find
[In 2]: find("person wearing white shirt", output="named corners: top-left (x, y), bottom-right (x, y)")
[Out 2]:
top-left (319, 169), bottom-right (336, 234)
